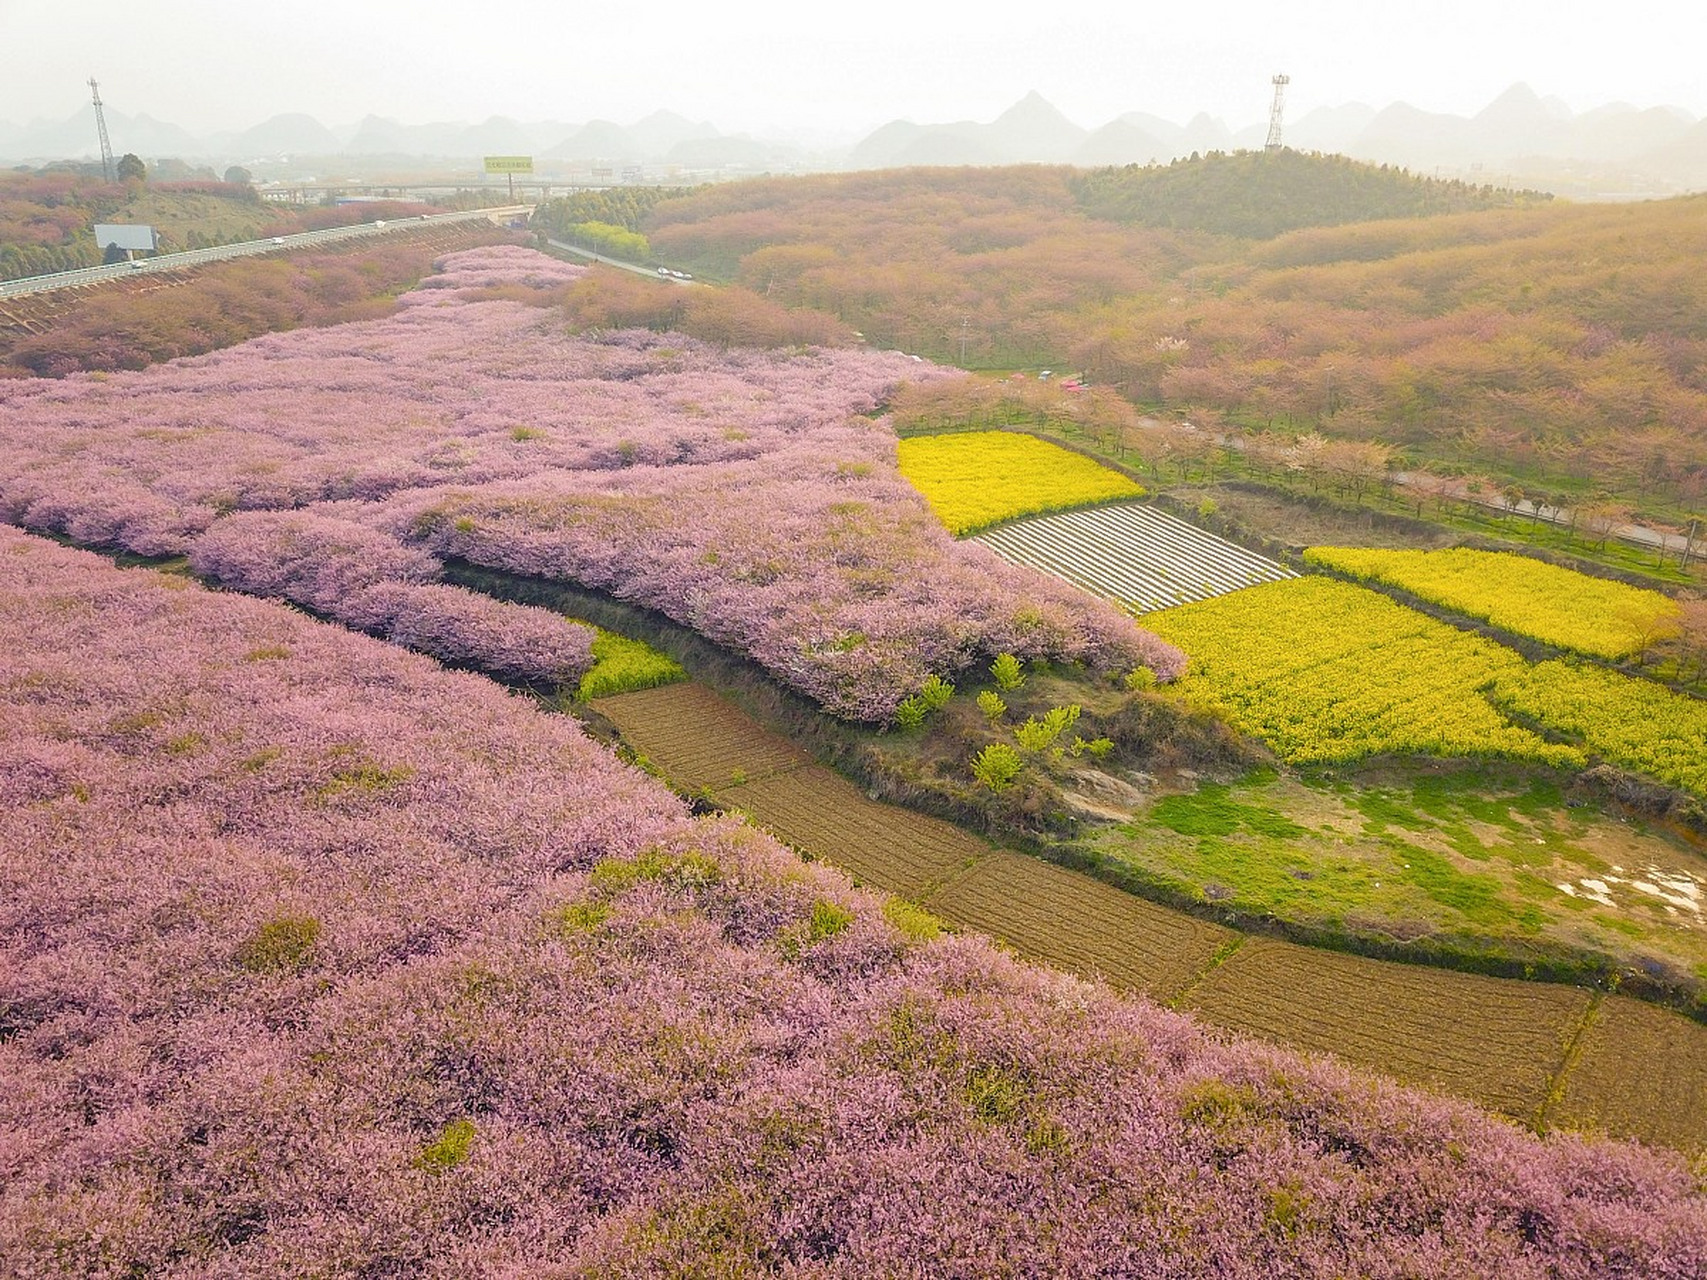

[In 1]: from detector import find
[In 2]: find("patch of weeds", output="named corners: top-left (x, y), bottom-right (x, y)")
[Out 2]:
top-left (417, 1119), bottom-right (476, 1174)
top-left (1151, 784), bottom-right (1307, 840)
top-left (242, 644), bottom-right (291, 662)
top-left (1353, 789), bottom-right (1433, 834)
top-left (881, 898), bottom-right (943, 942)
top-left (165, 732), bottom-right (205, 756)
top-left (590, 849), bottom-right (722, 897)
top-left (236, 915), bottom-right (321, 973)
top-left (553, 901), bottom-right (611, 935)
top-left (317, 760), bottom-right (415, 801)
top-left (964, 1063), bottom-right (1030, 1125)
top-left (239, 747), bottom-right (282, 774)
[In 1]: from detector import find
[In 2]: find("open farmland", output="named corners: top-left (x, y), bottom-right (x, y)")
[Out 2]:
top-left (1551, 997), bottom-right (1707, 1152)
top-left (896, 430), bottom-right (1143, 535)
top-left (1492, 659), bottom-right (1707, 800)
top-left (923, 851), bottom-right (1236, 1002)
top-left (1304, 546), bottom-right (1681, 660)
top-left (1185, 939), bottom-right (1594, 1120)
top-left (1145, 576), bottom-right (1581, 767)
top-left (977, 500), bottom-right (1296, 612)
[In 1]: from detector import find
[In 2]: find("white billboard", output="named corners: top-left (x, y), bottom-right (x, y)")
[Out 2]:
top-left (93, 224), bottom-right (157, 252)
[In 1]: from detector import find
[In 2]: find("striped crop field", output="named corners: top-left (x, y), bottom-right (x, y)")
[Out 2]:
top-left (1184, 938), bottom-right (1592, 1121)
top-left (591, 684), bottom-right (812, 792)
top-left (1550, 996), bottom-right (1707, 1154)
top-left (923, 852), bottom-right (1236, 1002)
top-left (975, 502), bottom-right (1294, 613)
top-left (720, 766), bottom-right (988, 899)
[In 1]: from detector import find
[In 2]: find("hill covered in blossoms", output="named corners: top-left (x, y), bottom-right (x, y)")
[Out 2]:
top-left (2, 528), bottom-right (1704, 1276)
top-left (0, 246), bottom-right (1178, 720)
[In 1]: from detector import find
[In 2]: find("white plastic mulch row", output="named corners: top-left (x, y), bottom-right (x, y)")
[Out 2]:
top-left (974, 501), bottom-right (1294, 614)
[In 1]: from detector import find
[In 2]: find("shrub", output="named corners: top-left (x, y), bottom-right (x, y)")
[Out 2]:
top-left (893, 696), bottom-right (928, 730)
top-left (918, 673), bottom-right (955, 712)
top-left (971, 743), bottom-right (1024, 792)
top-left (991, 652), bottom-right (1026, 691)
top-left (881, 898), bottom-right (943, 942)
top-left (977, 689), bottom-right (1007, 723)
top-left (1124, 666), bottom-right (1157, 692)
top-left (1014, 704), bottom-right (1081, 755)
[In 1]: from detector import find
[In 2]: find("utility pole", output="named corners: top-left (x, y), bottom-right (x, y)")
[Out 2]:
top-left (89, 78), bottom-right (115, 181)
top-left (959, 316), bottom-right (970, 366)
top-left (1265, 74), bottom-right (1289, 152)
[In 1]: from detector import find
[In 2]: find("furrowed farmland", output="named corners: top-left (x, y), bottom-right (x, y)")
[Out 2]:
top-left (977, 500), bottom-right (1296, 612)
top-left (5, 242), bottom-right (1707, 1268)
top-left (591, 669), bottom-right (1707, 1153)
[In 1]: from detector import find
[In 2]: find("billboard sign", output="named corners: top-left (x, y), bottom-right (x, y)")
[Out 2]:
top-left (483, 155), bottom-right (534, 174)
top-left (93, 224), bottom-right (157, 252)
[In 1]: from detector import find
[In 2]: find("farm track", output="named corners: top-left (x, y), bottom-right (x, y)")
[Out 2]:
top-left (592, 681), bottom-right (1707, 1152)
top-left (975, 501), bottom-right (1294, 613)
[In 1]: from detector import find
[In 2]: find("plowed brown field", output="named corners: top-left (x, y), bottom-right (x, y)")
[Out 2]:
top-left (924, 852), bottom-right (1235, 1003)
top-left (720, 766), bottom-right (986, 899)
top-left (1551, 996), bottom-right (1707, 1153)
top-left (594, 684), bottom-right (812, 792)
top-left (1185, 938), bottom-right (1593, 1120)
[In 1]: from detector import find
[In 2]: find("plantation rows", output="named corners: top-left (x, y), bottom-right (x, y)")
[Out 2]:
top-left (976, 501), bottom-right (1296, 614)
top-left (592, 681), bottom-right (1707, 1154)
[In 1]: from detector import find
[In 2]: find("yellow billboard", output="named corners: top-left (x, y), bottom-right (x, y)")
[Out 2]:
top-left (483, 155), bottom-right (534, 174)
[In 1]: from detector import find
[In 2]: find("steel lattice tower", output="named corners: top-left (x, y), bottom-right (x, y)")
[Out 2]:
top-left (1265, 74), bottom-right (1290, 151)
top-left (89, 78), bottom-right (115, 180)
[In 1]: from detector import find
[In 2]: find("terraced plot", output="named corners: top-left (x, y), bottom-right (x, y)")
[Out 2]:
top-left (591, 684), bottom-right (811, 792)
top-left (975, 502), bottom-right (1293, 613)
top-left (1185, 938), bottom-right (1593, 1120)
top-left (1551, 997), bottom-right (1707, 1153)
top-left (593, 679), bottom-right (1705, 1153)
top-left (923, 852), bottom-right (1236, 1003)
top-left (720, 766), bottom-right (987, 899)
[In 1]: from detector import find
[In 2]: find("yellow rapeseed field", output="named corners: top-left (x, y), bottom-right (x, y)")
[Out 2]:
top-left (1144, 577), bottom-right (1583, 767)
top-left (897, 431), bottom-right (1143, 536)
top-left (1303, 546), bottom-right (1680, 660)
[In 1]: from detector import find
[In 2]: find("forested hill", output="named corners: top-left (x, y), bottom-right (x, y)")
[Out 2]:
top-left (1071, 149), bottom-right (1550, 239)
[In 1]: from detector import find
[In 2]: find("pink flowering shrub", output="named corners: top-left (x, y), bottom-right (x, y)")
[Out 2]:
top-left (0, 529), bottom-right (1702, 1277)
top-left (190, 511), bottom-right (595, 681)
top-left (0, 247), bottom-right (1180, 720)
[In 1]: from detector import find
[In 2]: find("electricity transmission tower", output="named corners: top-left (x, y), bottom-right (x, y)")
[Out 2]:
top-left (88, 78), bottom-right (115, 180)
top-left (1265, 74), bottom-right (1290, 151)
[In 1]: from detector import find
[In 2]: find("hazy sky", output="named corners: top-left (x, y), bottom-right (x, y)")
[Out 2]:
top-left (3, 0), bottom-right (1702, 138)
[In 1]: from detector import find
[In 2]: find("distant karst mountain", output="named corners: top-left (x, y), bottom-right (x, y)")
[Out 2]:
top-left (1, 85), bottom-right (1702, 193)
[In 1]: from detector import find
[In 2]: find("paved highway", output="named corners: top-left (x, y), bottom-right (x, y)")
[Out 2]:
top-left (0, 206), bottom-right (535, 300)
top-left (542, 236), bottom-right (698, 285)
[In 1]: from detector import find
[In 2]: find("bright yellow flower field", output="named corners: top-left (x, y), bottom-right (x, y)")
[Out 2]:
top-left (897, 431), bottom-right (1143, 536)
top-left (1303, 546), bottom-right (1680, 661)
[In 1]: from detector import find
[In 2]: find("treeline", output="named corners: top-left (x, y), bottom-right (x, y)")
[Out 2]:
top-left (0, 224), bottom-right (512, 377)
top-left (0, 171), bottom-right (133, 279)
top-left (532, 186), bottom-right (695, 237)
top-left (634, 163), bottom-right (1707, 511)
top-left (1071, 149), bottom-right (1548, 240)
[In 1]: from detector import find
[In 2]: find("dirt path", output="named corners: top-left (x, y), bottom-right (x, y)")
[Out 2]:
top-left (594, 682), bottom-right (1707, 1153)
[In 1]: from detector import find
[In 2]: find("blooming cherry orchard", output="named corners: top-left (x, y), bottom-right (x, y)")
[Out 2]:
top-left (0, 246), bottom-right (1180, 718)
top-left (1, 529), bottom-right (1702, 1276)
